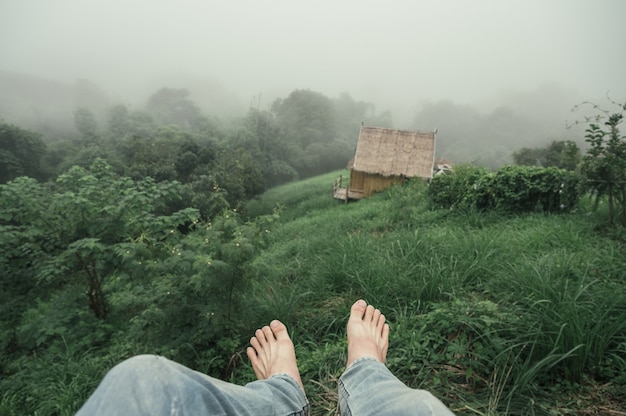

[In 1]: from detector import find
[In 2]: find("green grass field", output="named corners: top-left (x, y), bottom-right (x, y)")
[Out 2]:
top-left (239, 171), bottom-right (626, 415)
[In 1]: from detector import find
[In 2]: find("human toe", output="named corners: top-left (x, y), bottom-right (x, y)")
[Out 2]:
top-left (350, 299), bottom-right (367, 319)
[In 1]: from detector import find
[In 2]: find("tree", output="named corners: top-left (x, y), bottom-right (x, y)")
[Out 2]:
top-left (271, 89), bottom-right (336, 148)
top-left (0, 121), bottom-right (47, 183)
top-left (106, 104), bottom-right (131, 141)
top-left (240, 108), bottom-right (298, 186)
top-left (146, 87), bottom-right (203, 130)
top-left (579, 104), bottom-right (626, 225)
top-left (74, 107), bottom-right (100, 144)
top-left (512, 140), bottom-right (581, 171)
top-left (512, 147), bottom-right (543, 166)
top-left (0, 158), bottom-right (199, 319)
top-left (544, 140), bottom-right (581, 171)
top-left (214, 147), bottom-right (265, 207)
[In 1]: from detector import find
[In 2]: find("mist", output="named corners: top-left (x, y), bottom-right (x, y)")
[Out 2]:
top-left (1, 0), bottom-right (625, 162)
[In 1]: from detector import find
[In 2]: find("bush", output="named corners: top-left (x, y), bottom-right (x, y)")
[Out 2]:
top-left (428, 164), bottom-right (489, 210)
top-left (429, 165), bottom-right (582, 213)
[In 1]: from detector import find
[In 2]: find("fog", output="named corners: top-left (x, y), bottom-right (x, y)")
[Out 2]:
top-left (1, 0), bottom-right (625, 131)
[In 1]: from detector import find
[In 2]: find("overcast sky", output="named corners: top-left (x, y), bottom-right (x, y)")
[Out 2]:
top-left (1, 0), bottom-right (624, 117)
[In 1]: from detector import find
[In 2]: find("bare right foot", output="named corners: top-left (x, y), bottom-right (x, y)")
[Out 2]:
top-left (346, 299), bottom-right (390, 368)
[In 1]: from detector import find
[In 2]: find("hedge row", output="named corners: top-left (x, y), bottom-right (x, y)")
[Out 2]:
top-left (428, 165), bottom-right (582, 213)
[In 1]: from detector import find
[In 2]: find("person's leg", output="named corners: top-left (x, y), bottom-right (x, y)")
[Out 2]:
top-left (338, 300), bottom-right (455, 416)
top-left (77, 320), bottom-right (308, 416)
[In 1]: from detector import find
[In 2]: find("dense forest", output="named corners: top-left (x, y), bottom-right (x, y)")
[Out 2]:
top-left (1, 76), bottom-right (625, 415)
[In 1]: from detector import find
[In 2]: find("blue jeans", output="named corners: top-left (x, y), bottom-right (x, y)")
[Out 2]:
top-left (339, 358), bottom-right (455, 415)
top-left (76, 355), bottom-right (454, 415)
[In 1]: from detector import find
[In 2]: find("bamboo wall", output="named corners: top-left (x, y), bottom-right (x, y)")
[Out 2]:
top-left (349, 170), bottom-right (404, 198)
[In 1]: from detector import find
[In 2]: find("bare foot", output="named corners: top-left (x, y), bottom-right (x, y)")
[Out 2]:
top-left (346, 299), bottom-right (390, 368)
top-left (246, 320), bottom-right (304, 391)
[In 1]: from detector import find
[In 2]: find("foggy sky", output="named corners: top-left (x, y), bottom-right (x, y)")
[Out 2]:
top-left (1, 0), bottom-right (624, 122)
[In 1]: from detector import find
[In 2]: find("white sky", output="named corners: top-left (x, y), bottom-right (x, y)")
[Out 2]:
top-left (1, 0), bottom-right (624, 115)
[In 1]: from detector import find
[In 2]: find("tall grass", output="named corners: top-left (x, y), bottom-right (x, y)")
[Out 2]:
top-left (244, 176), bottom-right (626, 415)
top-left (499, 252), bottom-right (626, 383)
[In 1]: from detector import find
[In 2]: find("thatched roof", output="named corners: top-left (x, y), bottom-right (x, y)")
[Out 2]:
top-left (350, 126), bottom-right (436, 178)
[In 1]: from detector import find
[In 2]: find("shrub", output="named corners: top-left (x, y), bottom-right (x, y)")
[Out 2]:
top-left (428, 164), bottom-right (489, 210)
top-left (429, 165), bottom-right (582, 213)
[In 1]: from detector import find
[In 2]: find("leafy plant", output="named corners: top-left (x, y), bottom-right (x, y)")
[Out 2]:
top-left (0, 121), bottom-right (48, 183)
top-left (0, 158), bottom-right (199, 319)
top-left (429, 164), bottom-right (581, 213)
top-left (579, 108), bottom-right (626, 225)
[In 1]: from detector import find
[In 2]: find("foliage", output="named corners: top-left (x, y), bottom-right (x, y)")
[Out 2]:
top-left (4, 87), bottom-right (393, 199)
top-left (104, 105), bottom-right (156, 141)
top-left (73, 107), bottom-right (100, 145)
top-left (578, 104), bottom-right (626, 225)
top-left (0, 158), bottom-right (198, 320)
top-left (271, 89), bottom-right (336, 148)
top-left (2, 168), bottom-right (626, 415)
top-left (3, 88), bottom-right (626, 415)
top-left (0, 160), bottom-right (285, 414)
top-left (213, 147), bottom-right (265, 206)
top-left (145, 87), bottom-right (205, 130)
top-left (0, 121), bottom-right (48, 183)
top-left (429, 164), bottom-right (582, 213)
top-left (543, 140), bottom-right (582, 170)
top-left (512, 139), bottom-right (581, 171)
top-left (267, 89), bottom-right (389, 180)
top-left (242, 176), bottom-right (625, 414)
top-left (111, 207), bottom-right (279, 375)
top-left (428, 164), bottom-right (490, 210)
top-left (499, 253), bottom-right (626, 384)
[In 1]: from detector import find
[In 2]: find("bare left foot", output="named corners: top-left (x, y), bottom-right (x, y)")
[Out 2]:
top-left (246, 320), bottom-right (304, 391)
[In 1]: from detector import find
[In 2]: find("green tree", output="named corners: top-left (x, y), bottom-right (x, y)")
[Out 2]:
top-left (128, 109), bottom-right (157, 138)
top-left (332, 92), bottom-right (393, 136)
top-left (0, 121), bottom-right (48, 183)
top-left (272, 89), bottom-right (351, 178)
top-left (512, 140), bottom-right (581, 170)
top-left (0, 158), bottom-right (199, 320)
top-left (74, 107), bottom-right (100, 144)
top-left (580, 108), bottom-right (626, 225)
top-left (146, 87), bottom-right (203, 130)
top-left (544, 140), bottom-right (581, 170)
top-left (106, 104), bottom-right (131, 141)
top-left (271, 89), bottom-right (336, 155)
top-left (214, 147), bottom-right (265, 207)
top-left (512, 147), bottom-right (543, 166)
top-left (240, 108), bottom-right (298, 187)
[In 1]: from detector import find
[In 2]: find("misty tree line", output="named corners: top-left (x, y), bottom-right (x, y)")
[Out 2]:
top-left (3, 83), bottom-right (625, 223)
top-left (1, 87), bottom-right (391, 218)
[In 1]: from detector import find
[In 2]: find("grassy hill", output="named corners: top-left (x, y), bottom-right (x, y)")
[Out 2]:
top-left (238, 171), bottom-right (626, 415)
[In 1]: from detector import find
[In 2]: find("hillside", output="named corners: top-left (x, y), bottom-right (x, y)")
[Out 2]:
top-left (1, 170), bottom-right (625, 415)
top-left (240, 173), bottom-right (626, 414)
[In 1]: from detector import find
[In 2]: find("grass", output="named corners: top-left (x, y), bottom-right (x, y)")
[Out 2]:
top-left (240, 172), bottom-right (626, 415)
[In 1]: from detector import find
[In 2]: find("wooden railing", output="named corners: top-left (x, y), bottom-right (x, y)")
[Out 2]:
top-left (332, 175), bottom-right (349, 203)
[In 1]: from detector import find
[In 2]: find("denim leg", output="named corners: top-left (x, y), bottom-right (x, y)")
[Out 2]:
top-left (338, 358), bottom-right (455, 416)
top-left (76, 354), bottom-right (309, 416)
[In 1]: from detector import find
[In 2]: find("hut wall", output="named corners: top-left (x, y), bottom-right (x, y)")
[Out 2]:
top-left (350, 170), bottom-right (403, 198)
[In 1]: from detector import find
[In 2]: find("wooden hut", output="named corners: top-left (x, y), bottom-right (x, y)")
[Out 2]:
top-left (333, 126), bottom-right (436, 201)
